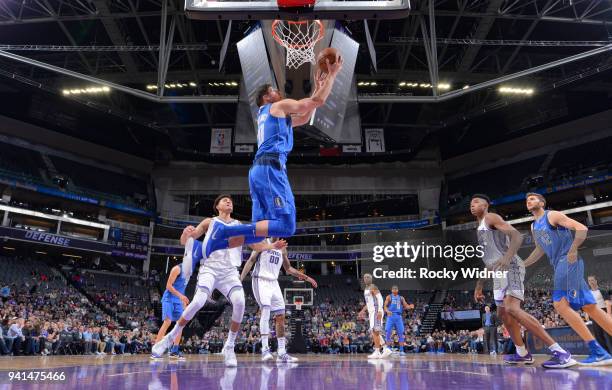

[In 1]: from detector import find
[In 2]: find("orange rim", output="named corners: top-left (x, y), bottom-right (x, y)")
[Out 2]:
top-left (271, 19), bottom-right (325, 49)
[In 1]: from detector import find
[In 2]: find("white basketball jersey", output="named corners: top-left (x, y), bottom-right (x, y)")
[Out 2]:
top-left (253, 240), bottom-right (283, 281)
top-left (203, 217), bottom-right (242, 269)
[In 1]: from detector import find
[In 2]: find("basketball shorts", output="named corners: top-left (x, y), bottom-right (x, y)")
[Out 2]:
top-left (493, 257), bottom-right (525, 306)
top-left (196, 263), bottom-right (243, 301)
top-left (251, 277), bottom-right (285, 315)
top-left (369, 311), bottom-right (383, 332)
top-left (161, 299), bottom-right (183, 322)
top-left (385, 314), bottom-right (404, 334)
top-left (552, 256), bottom-right (596, 310)
top-left (248, 163), bottom-right (296, 222)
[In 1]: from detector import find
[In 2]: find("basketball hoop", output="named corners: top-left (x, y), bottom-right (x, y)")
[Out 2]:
top-left (272, 19), bottom-right (325, 69)
top-left (293, 296), bottom-right (304, 311)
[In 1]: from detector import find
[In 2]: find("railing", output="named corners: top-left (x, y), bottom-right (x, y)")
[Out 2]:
top-left (157, 212), bottom-right (420, 228)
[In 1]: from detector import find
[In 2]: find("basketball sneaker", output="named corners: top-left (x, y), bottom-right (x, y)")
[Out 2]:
top-left (151, 334), bottom-right (173, 358)
top-left (579, 350), bottom-right (612, 366)
top-left (169, 351), bottom-right (186, 361)
top-left (277, 353), bottom-right (299, 363)
top-left (261, 349), bottom-right (274, 362)
top-left (380, 347), bottom-right (393, 359)
top-left (222, 344), bottom-right (237, 367)
top-left (542, 350), bottom-right (577, 369)
top-left (368, 349), bottom-right (381, 359)
top-left (504, 352), bottom-right (534, 365)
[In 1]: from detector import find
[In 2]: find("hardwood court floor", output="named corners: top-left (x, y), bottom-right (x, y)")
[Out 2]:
top-left (1, 353), bottom-right (611, 389)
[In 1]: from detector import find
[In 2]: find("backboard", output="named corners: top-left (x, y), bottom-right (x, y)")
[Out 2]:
top-left (185, 0), bottom-right (411, 21)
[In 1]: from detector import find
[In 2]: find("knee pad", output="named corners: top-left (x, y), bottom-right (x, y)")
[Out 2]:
top-left (230, 289), bottom-right (245, 323)
top-left (260, 306), bottom-right (271, 335)
top-left (182, 289), bottom-right (208, 321)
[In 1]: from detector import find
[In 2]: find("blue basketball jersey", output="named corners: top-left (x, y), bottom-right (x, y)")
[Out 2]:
top-left (255, 103), bottom-right (293, 165)
top-left (388, 294), bottom-right (404, 315)
top-left (532, 210), bottom-right (574, 269)
top-left (162, 266), bottom-right (187, 302)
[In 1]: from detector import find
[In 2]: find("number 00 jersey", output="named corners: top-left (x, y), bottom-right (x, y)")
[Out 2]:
top-left (252, 240), bottom-right (283, 281)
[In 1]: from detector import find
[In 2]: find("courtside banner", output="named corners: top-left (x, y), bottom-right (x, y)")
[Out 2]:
top-left (526, 325), bottom-right (592, 355)
top-left (0, 226), bottom-right (112, 254)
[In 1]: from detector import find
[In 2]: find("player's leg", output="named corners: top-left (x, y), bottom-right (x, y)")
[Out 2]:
top-left (396, 318), bottom-right (406, 355)
top-left (553, 261), bottom-right (612, 365)
top-left (155, 316), bottom-right (172, 343)
top-left (152, 274), bottom-right (213, 357)
top-left (205, 166), bottom-right (296, 256)
top-left (169, 302), bottom-right (186, 359)
top-left (253, 278), bottom-right (274, 360)
top-left (583, 304), bottom-right (612, 336)
top-left (270, 282), bottom-right (296, 362)
top-left (218, 275), bottom-right (246, 367)
top-left (554, 298), bottom-right (612, 365)
top-left (368, 312), bottom-right (382, 359)
top-left (384, 317), bottom-right (394, 347)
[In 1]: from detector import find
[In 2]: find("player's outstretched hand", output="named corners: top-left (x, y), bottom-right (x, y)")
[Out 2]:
top-left (306, 276), bottom-right (318, 288)
top-left (180, 295), bottom-right (190, 307)
top-left (273, 239), bottom-right (288, 250)
top-left (182, 225), bottom-right (196, 237)
top-left (567, 249), bottom-right (578, 263)
top-left (326, 55), bottom-right (343, 77)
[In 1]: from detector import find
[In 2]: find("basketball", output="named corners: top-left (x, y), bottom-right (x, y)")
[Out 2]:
top-left (317, 47), bottom-right (339, 74)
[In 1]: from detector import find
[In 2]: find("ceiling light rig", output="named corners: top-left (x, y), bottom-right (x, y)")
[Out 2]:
top-left (62, 86), bottom-right (110, 95)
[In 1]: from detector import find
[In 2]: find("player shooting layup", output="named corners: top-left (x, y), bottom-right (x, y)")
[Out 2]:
top-left (202, 54), bottom-right (343, 258)
top-left (240, 238), bottom-right (317, 362)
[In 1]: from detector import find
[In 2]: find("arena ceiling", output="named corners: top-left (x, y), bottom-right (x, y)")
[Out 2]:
top-left (0, 0), bottom-right (610, 163)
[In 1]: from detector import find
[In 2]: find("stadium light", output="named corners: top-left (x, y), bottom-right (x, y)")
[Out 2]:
top-left (498, 86), bottom-right (534, 95)
top-left (62, 86), bottom-right (110, 96)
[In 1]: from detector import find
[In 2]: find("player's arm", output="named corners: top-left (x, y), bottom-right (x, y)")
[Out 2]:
top-left (271, 57), bottom-right (343, 117)
top-left (180, 218), bottom-right (212, 245)
top-left (474, 278), bottom-right (486, 303)
top-left (281, 248), bottom-right (317, 287)
top-left (248, 239), bottom-right (287, 252)
top-left (166, 265), bottom-right (189, 306)
top-left (358, 303), bottom-right (368, 320)
top-left (291, 70), bottom-right (324, 127)
top-left (384, 295), bottom-right (392, 316)
top-left (547, 210), bottom-right (588, 262)
top-left (401, 297), bottom-right (414, 310)
top-left (240, 251), bottom-right (259, 282)
top-left (486, 213), bottom-right (524, 271)
top-left (523, 225), bottom-right (545, 267)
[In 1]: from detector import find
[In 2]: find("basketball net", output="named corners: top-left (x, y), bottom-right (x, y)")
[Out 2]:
top-left (294, 297), bottom-right (304, 311)
top-left (272, 20), bottom-right (324, 69)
